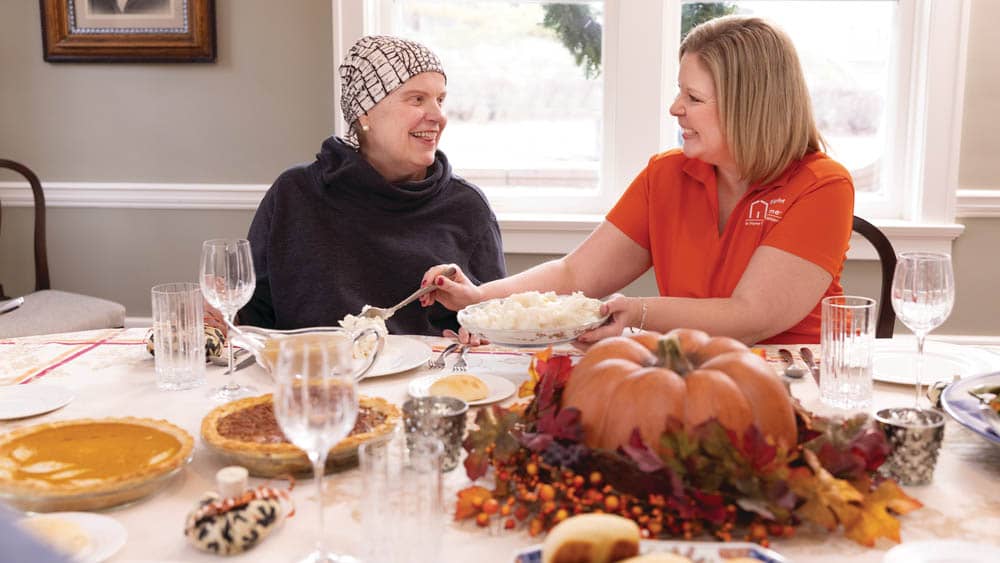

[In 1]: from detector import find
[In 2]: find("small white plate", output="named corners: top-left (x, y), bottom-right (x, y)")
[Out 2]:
top-left (872, 339), bottom-right (998, 385)
top-left (21, 512), bottom-right (127, 563)
top-left (883, 540), bottom-right (999, 563)
top-left (408, 372), bottom-right (516, 406)
top-left (367, 335), bottom-right (433, 378)
top-left (0, 384), bottom-right (74, 420)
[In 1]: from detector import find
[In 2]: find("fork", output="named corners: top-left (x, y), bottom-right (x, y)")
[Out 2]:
top-left (361, 266), bottom-right (457, 321)
top-left (428, 342), bottom-right (459, 369)
top-left (452, 346), bottom-right (470, 372)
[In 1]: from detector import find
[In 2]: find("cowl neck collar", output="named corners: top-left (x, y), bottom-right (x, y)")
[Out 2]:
top-left (314, 136), bottom-right (451, 211)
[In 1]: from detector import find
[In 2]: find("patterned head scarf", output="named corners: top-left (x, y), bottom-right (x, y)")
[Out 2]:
top-left (339, 35), bottom-right (446, 147)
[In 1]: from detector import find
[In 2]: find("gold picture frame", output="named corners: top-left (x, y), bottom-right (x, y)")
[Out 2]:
top-left (40, 0), bottom-right (216, 63)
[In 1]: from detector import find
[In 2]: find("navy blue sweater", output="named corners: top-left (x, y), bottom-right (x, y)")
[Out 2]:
top-left (239, 137), bottom-right (506, 335)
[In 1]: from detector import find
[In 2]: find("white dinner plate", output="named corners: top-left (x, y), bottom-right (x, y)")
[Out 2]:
top-left (366, 335), bottom-right (433, 378)
top-left (882, 539), bottom-right (999, 563)
top-left (20, 512), bottom-right (127, 563)
top-left (872, 339), bottom-right (998, 385)
top-left (0, 384), bottom-right (74, 420)
top-left (408, 372), bottom-right (516, 406)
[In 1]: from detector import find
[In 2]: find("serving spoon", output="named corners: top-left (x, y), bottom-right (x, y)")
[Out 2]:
top-left (361, 266), bottom-right (457, 321)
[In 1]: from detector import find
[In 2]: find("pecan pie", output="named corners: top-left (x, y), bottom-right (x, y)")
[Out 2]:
top-left (201, 394), bottom-right (399, 477)
top-left (0, 417), bottom-right (194, 512)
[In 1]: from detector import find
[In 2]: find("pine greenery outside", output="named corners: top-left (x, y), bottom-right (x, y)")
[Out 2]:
top-left (540, 4), bottom-right (602, 79)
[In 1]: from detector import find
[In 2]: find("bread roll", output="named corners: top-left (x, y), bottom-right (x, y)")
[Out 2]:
top-left (429, 373), bottom-right (489, 402)
top-left (542, 513), bottom-right (640, 563)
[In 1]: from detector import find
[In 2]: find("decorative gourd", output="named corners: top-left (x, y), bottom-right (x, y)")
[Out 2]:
top-left (561, 328), bottom-right (796, 452)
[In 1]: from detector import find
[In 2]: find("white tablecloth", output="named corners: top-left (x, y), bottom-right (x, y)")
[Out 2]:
top-left (2, 329), bottom-right (1000, 562)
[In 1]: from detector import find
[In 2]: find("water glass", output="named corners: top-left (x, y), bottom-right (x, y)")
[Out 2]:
top-left (151, 282), bottom-right (205, 390)
top-left (402, 396), bottom-right (468, 472)
top-left (875, 407), bottom-right (946, 485)
top-left (820, 295), bottom-right (876, 411)
top-left (359, 433), bottom-right (444, 563)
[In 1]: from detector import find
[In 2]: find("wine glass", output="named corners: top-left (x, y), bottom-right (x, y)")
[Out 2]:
top-left (890, 252), bottom-right (955, 407)
top-left (273, 333), bottom-right (360, 563)
top-left (200, 238), bottom-right (256, 400)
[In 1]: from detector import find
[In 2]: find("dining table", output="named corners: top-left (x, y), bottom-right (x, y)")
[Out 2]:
top-left (2, 327), bottom-right (1000, 563)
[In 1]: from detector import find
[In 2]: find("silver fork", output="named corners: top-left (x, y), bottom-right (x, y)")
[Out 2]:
top-left (361, 266), bottom-right (457, 321)
top-left (428, 342), bottom-right (459, 369)
top-left (452, 346), bottom-right (469, 372)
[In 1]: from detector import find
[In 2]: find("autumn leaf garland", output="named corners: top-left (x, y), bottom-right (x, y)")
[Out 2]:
top-left (455, 349), bottom-right (922, 547)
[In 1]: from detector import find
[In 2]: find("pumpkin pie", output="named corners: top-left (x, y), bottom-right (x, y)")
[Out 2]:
top-left (0, 417), bottom-right (194, 512)
top-left (201, 393), bottom-right (399, 477)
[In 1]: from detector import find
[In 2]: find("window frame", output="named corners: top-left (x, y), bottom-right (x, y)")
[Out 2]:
top-left (332, 0), bottom-right (969, 255)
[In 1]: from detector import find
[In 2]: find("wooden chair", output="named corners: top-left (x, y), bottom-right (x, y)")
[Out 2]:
top-left (0, 159), bottom-right (125, 337)
top-left (853, 215), bottom-right (896, 338)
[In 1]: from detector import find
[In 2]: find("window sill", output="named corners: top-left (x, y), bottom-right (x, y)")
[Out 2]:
top-left (498, 213), bottom-right (965, 259)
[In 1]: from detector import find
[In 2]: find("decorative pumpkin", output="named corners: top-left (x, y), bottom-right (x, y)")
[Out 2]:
top-left (561, 328), bottom-right (796, 452)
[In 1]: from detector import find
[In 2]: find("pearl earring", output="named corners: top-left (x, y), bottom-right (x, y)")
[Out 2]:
top-left (361, 123), bottom-right (370, 132)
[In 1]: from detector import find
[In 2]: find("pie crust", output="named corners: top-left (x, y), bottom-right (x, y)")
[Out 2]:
top-left (0, 417), bottom-right (194, 511)
top-left (201, 394), bottom-right (400, 477)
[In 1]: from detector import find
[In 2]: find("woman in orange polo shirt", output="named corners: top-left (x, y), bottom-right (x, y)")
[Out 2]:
top-left (421, 16), bottom-right (853, 345)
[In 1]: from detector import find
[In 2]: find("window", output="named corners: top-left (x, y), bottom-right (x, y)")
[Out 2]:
top-left (336, 0), bottom-right (968, 252)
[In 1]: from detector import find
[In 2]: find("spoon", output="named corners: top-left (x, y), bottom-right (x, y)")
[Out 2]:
top-left (361, 266), bottom-right (457, 321)
top-left (777, 348), bottom-right (807, 379)
top-left (799, 347), bottom-right (821, 383)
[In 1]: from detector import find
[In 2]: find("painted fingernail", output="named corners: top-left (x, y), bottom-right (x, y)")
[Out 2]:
top-left (421, 280), bottom-right (427, 286)
top-left (436, 277), bottom-right (444, 286)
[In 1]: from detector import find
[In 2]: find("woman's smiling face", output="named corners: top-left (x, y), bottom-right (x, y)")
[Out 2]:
top-left (669, 53), bottom-right (733, 169)
top-left (358, 72), bottom-right (448, 183)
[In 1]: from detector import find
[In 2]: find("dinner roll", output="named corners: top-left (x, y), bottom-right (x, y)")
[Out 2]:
top-left (429, 373), bottom-right (489, 402)
top-left (542, 513), bottom-right (640, 563)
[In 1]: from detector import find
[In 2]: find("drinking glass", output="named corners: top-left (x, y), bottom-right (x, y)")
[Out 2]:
top-left (890, 252), bottom-right (955, 407)
top-left (273, 334), bottom-right (359, 563)
top-left (200, 238), bottom-right (256, 400)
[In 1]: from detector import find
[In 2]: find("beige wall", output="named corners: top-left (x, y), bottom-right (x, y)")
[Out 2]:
top-left (1, 1), bottom-right (998, 335)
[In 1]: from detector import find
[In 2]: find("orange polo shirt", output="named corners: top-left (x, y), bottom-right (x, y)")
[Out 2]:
top-left (606, 149), bottom-right (854, 344)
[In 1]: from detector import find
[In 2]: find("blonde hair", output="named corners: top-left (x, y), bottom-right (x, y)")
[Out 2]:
top-left (680, 16), bottom-right (825, 185)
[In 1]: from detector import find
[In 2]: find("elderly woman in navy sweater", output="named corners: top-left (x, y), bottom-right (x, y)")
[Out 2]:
top-left (239, 36), bottom-right (506, 336)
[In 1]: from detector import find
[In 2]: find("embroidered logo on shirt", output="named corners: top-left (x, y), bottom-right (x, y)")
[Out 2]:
top-left (745, 198), bottom-right (785, 226)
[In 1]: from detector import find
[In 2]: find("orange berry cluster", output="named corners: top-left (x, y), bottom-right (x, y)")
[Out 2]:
top-left (466, 449), bottom-right (793, 544)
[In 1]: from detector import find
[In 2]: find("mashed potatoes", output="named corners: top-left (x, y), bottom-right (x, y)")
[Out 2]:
top-left (339, 313), bottom-right (388, 358)
top-left (462, 291), bottom-right (603, 331)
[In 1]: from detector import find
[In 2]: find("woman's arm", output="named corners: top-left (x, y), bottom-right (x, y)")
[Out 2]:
top-left (422, 221), bottom-right (652, 310)
top-left (583, 245), bottom-right (831, 344)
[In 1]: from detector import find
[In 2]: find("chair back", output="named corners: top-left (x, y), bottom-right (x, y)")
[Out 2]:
top-left (0, 159), bottom-right (50, 299)
top-left (852, 215), bottom-right (896, 338)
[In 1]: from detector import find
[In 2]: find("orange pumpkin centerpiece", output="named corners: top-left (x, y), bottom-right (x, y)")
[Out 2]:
top-left (561, 328), bottom-right (796, 452)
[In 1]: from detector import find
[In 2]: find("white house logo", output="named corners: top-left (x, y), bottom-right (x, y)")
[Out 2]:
top-left (745, 198), bottom-right (785, 226)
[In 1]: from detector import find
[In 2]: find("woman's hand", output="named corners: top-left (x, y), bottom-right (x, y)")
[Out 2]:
top-left (574, 293), bottom-right (640, 346)
top-left (419, 264), bottom-right (483, 311)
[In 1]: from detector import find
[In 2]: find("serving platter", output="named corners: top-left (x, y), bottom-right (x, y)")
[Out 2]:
top-left (940, 371), bottom-right (1000, 447)
top-left (515, 539), bottom-right (787, 563)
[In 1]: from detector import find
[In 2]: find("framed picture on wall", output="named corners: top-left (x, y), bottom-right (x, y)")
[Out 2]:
top-left (39, 0), bottom-right (216, 62)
